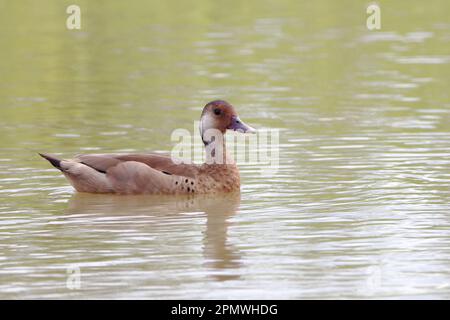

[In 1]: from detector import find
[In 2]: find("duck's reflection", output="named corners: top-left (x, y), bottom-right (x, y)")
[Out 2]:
top-left (199, 193), bottom-right (241, 280)
top-left (66, 192), bottom-right (241, 281)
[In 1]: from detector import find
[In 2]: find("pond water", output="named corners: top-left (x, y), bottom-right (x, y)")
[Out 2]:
top-left (0, 0), bottom-right (450, 299)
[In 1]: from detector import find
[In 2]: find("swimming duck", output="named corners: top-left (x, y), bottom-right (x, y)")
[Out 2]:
top-left (40, 100), bottom-right (255, 194)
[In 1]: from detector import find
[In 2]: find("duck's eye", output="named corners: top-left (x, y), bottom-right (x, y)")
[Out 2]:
top-left (214, 108), bottom-right (222, 116)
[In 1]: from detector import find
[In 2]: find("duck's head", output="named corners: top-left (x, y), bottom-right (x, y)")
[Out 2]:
top-left (199, 100), bottom-right (255, 145)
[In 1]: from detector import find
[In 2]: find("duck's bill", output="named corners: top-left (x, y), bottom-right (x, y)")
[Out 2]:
top-left (228, 116), bottom-right (256, 133)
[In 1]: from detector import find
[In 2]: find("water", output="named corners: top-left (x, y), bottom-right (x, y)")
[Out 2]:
top-left (1, 0), bottom-right (450, 299)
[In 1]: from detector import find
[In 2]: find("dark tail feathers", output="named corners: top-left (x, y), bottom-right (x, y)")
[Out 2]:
top-left (39, 153), bottom-right (62, 170)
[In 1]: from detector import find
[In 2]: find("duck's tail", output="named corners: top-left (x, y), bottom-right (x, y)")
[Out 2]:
top-left (39, 153), bottom-right (62, 170)
top-left (38, 153), bottom-right (113, 193)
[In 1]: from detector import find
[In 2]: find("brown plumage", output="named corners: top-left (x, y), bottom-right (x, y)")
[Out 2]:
top-left (39, 100), bottom-right (256, 195)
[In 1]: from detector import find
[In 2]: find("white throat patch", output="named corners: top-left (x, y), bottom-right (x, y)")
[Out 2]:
top-left (199, 113), bottom-right (215, 142)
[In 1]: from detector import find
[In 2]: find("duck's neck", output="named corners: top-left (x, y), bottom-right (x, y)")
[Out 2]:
top-left (203, 134), bottom-right (234, 165)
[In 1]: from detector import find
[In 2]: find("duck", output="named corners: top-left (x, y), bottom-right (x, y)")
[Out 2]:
top-left (39, 100), bottom-right (255, 194)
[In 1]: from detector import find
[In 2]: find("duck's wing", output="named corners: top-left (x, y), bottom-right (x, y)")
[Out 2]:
top-left (76, 153), bottom-right (199, 178)
top-left (40, 152), bottom-right (201, 194)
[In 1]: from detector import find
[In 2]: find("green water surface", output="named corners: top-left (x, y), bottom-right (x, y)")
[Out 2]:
top-left (0, 0), bottom-right (450, 299)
